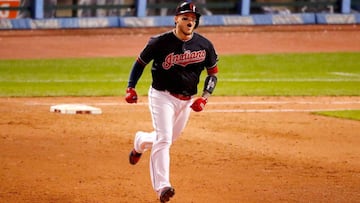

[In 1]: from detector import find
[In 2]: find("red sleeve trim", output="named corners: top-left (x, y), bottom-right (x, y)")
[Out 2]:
top-left (136, 57), bottom-right (147, 66)
top-left (207, 66), bottom-right (218, 75)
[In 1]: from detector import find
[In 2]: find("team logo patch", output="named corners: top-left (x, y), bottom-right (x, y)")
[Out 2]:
top-left (162, 50), bottom-right (206, 70)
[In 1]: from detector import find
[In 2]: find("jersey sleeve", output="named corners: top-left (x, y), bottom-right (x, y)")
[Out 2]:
top-left (138, 36), bottom-right (158, 64)
top-left (205, 41), bottom-right (219, 73)
top-left (205, 42), bottom-right (219, 69)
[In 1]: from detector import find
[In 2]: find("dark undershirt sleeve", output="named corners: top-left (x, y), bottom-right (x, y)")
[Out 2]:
top-left (127, 60), bottom-right (146, 88)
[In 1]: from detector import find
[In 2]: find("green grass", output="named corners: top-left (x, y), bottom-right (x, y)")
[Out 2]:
top-left (314, 110), bottom-right (360, 121)
top-left (216, 52), bottom-right (360, 96)
top-left (0, 52), bottom-right (359, 97)
top-left (0, 57), bottom-right (138, 96)
top-left (1, 52), bottom-right (359, 121)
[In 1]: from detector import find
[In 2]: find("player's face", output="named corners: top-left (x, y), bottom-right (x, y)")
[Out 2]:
top-left (175, 13), bottom-right (196, 37)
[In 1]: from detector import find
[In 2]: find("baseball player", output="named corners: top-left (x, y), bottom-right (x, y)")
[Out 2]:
top-left (125, 1), bottom-right (218, 202)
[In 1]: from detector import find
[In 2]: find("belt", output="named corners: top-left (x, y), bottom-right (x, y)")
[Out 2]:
top-left (169, 92), bottom-right (192, 101)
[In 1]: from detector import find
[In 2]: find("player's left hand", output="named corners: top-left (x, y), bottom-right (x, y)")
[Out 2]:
top-left (190, 97), bottom-right (207, 112)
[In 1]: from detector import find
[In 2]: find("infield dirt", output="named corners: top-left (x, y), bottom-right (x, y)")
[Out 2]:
top-left (1, 25), bottom-right (360, 203)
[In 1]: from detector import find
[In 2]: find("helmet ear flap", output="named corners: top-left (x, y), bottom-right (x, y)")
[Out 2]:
top-left (195, 14), bottom-right (200, 29)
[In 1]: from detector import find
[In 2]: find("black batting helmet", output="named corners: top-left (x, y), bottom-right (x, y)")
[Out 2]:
top-left (175, 1), bottom-right (201, 28)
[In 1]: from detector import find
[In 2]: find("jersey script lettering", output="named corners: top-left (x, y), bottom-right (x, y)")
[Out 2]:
top-left (162, 50), bottom-right (206, 69)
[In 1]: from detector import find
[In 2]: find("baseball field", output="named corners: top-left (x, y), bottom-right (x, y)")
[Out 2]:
top-left (1, 25), bottom-right (360, 202)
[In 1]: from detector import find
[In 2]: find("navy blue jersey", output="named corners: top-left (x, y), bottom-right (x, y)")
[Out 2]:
top-left (138, 30), bottom-right (218, 96)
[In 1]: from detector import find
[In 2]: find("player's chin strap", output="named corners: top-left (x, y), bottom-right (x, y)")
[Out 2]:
top-left (203, 75), bottom-right (217, 95)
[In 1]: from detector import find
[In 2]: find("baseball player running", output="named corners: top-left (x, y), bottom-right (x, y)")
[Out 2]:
top-left (125, 1), bottom-right (218, 202)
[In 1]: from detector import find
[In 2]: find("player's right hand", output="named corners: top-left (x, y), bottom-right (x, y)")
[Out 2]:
top-left (125, 87), bottom-right (138, 103)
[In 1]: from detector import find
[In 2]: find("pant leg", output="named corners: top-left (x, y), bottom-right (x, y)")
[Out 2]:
top-left (134, 131), bottom-right (155, 153)
top-left (172, 98), bottom-right (192, 142)
top-left (148, 87), bottom-right (176, 193)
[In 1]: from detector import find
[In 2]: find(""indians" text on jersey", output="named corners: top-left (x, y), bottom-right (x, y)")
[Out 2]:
top-left (162, 50), bottom-right (206, 69)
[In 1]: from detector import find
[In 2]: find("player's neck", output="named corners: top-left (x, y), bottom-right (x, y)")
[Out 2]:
top-left (173, 29), bottom-right (193, 41)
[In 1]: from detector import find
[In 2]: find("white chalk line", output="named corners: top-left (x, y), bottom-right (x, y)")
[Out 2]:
top-left (23, 100), bottom-right (360, 113)
top-left (209, 101), bottom-right (360, 105)
top-left (204, 108), bottom-right (357, 113)
top-left (24, 100), bottom-right (360, 106)
top-left (2, 78), bottom-right (360, 82)
top-left (222, 78), bottom-right (360, 82)
top-left (330, 72), bottom-right (360, 77)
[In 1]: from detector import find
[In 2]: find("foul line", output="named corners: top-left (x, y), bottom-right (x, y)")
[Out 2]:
top-left (23, 100), bottom-right (360, 113)
top-left (204, 108), bottom-right (356, 113)
top-left (2, 77), bottom-right (360, 83)
top-left (24, 100), bottom-right (360, 106)
top-left (330, 72), bottom-right (360, 77)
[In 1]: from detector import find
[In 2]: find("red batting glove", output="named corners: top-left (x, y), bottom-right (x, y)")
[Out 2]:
top-left (190, 97), bottom-right (207, 112)
top-left (125, 87), bottom-right (138, 103)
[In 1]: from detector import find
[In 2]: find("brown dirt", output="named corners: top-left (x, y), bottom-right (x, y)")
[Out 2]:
top-left (1, 25), bottom-right (360, 203)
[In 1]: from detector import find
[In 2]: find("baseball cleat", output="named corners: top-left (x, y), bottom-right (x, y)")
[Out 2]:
top-left (129, 149), bottom-right (142, 165)
top-left (160, 187), bottom-right (175, 203)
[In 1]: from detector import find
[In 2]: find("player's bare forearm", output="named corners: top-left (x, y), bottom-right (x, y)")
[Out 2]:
top-left (201, 91), bottom-right (211, 99)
